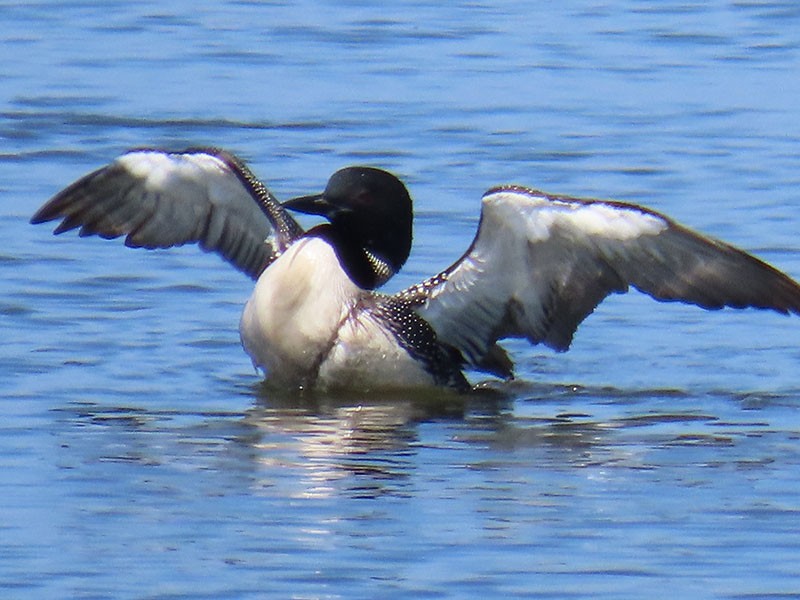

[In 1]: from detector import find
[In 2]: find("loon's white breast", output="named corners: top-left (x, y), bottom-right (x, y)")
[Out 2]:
top-left (240, 237), bottom-right (352, 385)
top-left (240, 236), bottom-right (435, 390)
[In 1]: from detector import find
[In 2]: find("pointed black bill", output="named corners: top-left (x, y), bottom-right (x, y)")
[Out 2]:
top-left (282, 193), bottom-right (334, 217)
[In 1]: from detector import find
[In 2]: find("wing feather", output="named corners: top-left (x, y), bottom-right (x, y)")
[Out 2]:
top-left (400, 185), bottom-right (800, 377)
top-left (31, 148), bottom-right (304, 280)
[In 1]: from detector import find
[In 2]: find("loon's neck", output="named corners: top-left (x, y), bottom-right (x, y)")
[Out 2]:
top-left (306, 224), bottom-right (394, 290)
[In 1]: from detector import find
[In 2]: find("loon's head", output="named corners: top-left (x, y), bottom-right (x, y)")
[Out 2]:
top-left (284, 167), bottom-right (413, 289)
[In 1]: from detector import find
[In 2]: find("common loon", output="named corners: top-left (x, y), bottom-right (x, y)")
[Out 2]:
top-left (32, 148), bottom-right (800, 391)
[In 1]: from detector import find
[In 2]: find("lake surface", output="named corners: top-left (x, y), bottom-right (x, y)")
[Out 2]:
top-left (3, 1), bottom-right (800, 598)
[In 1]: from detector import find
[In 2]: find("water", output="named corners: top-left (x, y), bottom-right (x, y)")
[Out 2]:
top-left (3, 1), bottom-right (800, 598)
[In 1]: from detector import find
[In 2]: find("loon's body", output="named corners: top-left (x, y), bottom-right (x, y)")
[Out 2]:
top-left (31, 148), bottom-right (800, 391)
top-left (239, 236), bottom-right (440, 390)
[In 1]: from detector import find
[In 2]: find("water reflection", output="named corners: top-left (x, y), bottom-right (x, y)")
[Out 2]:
top-left (52, 384), bottom-right (522, 499)
top-left (239, 384), bottom-right (510, 498)
top-left (52, 379), bottom-right (791, 503)
top-left (40, 380), bottom-right (800, 598)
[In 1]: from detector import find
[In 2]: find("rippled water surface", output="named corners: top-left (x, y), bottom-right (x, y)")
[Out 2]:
top-left (3, 1), bottom-right (800, 598)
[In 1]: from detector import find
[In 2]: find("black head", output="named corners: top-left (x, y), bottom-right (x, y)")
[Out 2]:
top-left (283, 167), bottom-right (413, 289)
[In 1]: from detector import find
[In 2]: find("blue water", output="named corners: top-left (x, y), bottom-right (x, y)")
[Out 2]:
top-left (3, 1), bottom-right (800, 598)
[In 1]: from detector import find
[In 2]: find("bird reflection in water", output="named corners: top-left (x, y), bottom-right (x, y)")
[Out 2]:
top-left (53, 382), bottom-right (724, 502)
top-left (240, 384), bottom-right (508, 499)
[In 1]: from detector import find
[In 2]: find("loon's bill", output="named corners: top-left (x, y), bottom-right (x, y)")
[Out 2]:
top-left (32, 148), bottom-right (800, 391)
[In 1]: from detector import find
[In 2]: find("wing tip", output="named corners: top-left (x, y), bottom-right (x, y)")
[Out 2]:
top-left (31, 189), bottom-right (73, 226)
top-left (475, 343), bottom-right (515, 380)
top-left (30, 208), bottom-right (53, 226)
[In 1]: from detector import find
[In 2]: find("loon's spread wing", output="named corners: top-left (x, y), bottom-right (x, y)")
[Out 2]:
top-left (399, 185), bottom-right (800, 378)
top-left (31, 148), bottom-right (304, 280)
